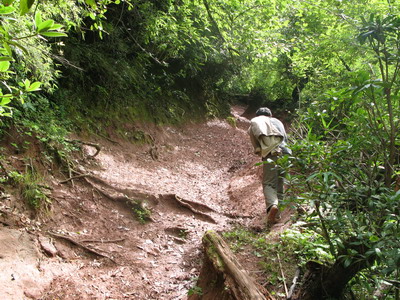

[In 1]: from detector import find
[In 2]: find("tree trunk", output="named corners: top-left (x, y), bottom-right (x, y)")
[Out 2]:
top-left (189, 230), bottom-right (274, 300)
top-left (293, 239), bottom-right (376, 300)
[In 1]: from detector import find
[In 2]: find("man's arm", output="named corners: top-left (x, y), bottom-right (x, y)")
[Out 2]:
top-left (248, 126), bottom-right (261, 155)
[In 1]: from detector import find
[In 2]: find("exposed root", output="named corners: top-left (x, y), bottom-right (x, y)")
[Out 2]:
top-left (178, 197), bottom-right (216, 213)
top-left (59, 172), bottom-right (218, 224)
top-left (48, 231), bottom-right (117, 264)
top-left (59, 173), bottom-right (90, 184)
top-left (96, 133), bottom-right (121, 145)
top-left (79, 238), bottom-right (125, 244)
top-left (65, 139), bottom-right (101, 158)
top-left (83, 176), bottom-right (157, 223)
top-left (162, 194), bottom-right (217, 224)
top-left (60, 171), bottom-right (158, 203)
top-left (147, 133), bottom-right (159, 160)
top-left (223, 212), bottom-right (254, 219)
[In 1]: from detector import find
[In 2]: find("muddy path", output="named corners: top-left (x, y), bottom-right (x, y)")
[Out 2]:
top-left (0, 106), bottom-right (287, 299)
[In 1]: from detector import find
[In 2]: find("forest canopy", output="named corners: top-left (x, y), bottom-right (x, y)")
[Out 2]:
top-left (1, 0), bottom-right (399, 120)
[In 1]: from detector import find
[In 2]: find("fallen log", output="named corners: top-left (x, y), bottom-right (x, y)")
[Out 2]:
top-left (189, 230), bottom-right (274, 300)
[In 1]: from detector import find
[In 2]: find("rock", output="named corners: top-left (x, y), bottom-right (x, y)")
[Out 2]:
top-left (24, 288), bottom-right (42, 299)
top-left (38, 235), bottom-right (58, 257)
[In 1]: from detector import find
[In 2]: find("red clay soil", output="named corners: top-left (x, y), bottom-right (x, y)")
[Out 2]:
top-left (0, 105), bottom-right (292, 299)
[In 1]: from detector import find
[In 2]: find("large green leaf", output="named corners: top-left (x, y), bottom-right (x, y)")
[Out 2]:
top-left (25, 81), bottom-right (41, 92)
top-left (34, 11), bottom-right (42, 28)
top-left (0, 5), bottom-right (14, 14)
top-left (20, 0), bottom-right (35, 15)
top-left (0, 60), bottom-right (10, 72)
top-left (0, 97), bottom-right (11, 106)
top-left (37, 19), bottom-right (54, 33)
top-left (84, 0), bottom-right (97, 8)
top-left (0, 56), bottom-right (13, 61)
top-left (40, 31), bottom-right (67, 38)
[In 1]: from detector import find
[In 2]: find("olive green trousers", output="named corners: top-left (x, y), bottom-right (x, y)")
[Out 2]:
top-left (262, 155), bottom-right (284, 212)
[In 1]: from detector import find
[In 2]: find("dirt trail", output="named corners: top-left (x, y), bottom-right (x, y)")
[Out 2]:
top-left (0, 105), bottom-right (285, 299)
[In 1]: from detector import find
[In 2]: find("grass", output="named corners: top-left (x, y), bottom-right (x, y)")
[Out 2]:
top-left (8, 170), bottom-right (51, 210)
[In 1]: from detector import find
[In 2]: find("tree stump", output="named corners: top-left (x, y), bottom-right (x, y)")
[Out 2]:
top-left (189, 230), bottom-right (274, 300)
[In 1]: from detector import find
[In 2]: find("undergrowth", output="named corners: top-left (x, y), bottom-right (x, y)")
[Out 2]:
top-left (7, 169), bottom-right (51, 211)
top-left (5, 95), bottom-right (80, 165)
top-left (129, 199), bottom-right (152, 224)
top-left (222, 222), bottom-right (334, 298)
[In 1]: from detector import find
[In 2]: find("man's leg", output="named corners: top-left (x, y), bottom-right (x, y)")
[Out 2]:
top-left (262, 157), bottom-right (279, 223)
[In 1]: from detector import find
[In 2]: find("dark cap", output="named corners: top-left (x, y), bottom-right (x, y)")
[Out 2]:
top-left (256, 107), bottom-right (272, 116)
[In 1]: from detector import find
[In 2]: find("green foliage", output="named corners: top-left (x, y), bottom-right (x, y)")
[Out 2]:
top-left (222, 226), bottom-right (299, 292)
top-left (52, 0), bottom-right (234, 124)
top-left (11, 94), bottom-right (78, 156)
top-left (281, 225), bottom-right (334, 266)
top-left (290, 72), bottom-right (400, 298)
top-left (286, 14), bottom-right (400, 294)
top-left (0, 0), bottom-right (132, 118)
top-left (187, 285), bottom-right (203, 296)
top-left (225, 116), bottom-right (236, 128)
top-left (130, 199), bottom-right (151, 224)
top-left (0, 0), bottom-right (69, 116)
top-left (8, 169), bottom-right (50, 210)
top-left (222, 226), bottom-right (256, 252)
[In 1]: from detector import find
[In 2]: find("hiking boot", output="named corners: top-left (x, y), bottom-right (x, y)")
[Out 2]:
top-left (267, 205), bottom-right (278, 225)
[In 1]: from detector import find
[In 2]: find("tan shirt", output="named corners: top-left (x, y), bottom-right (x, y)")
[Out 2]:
top-left (248, 116), bottom-right (284, 158)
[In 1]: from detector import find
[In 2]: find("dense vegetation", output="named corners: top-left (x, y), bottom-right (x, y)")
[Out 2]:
top-left (0, 0), bottom-right (399, 298)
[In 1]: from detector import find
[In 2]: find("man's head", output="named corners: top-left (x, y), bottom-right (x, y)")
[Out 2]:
top-left (256, 107), bottom-right (272, 117)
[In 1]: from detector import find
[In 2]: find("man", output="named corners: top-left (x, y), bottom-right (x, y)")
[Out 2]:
top-left (248, 107), bottom-right (291, 225)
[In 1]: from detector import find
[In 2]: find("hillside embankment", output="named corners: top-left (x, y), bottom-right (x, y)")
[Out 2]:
top-left (0, 105), bottom-right (292, 299)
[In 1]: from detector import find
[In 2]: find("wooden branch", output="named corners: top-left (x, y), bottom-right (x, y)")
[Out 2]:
top-left (277, 253), bottom-right (288, 298)
top-left (202, 0), bottom-right (226, 43)
top-left (48, 232), bottom-right (117, 263)
top-left (384, 279), bottom-right (400, 287)
top-left (189, 230), bottom-right (274, 300)
top-left (121, 22), bottom-right (167, 66)
top-left (337, 54), bottom-right (352, 72)
top-left (287, 268), bottom-right (300, 300)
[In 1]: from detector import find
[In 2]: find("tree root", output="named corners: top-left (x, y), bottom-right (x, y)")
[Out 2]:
top-left (223, 212), bottom-right (254, 219)
top-left (96, 132), bottom-right (121, 145)
top-left (163, 194), bottom-right (217, 224)
top-left (79, 238), bottom-right (125, 244)
top-left (82, 176), bottom-right (157, 222)
top-left (65, 139), bottom-right (101, 158)
top-left (59, 173), bottom-right (90, 184)
top-left (48, 231), bottom-right (117, 263)
top-left (59, 171), bottom-right (217, 224)
top-left (178, 196), bottom-right (216, 213)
